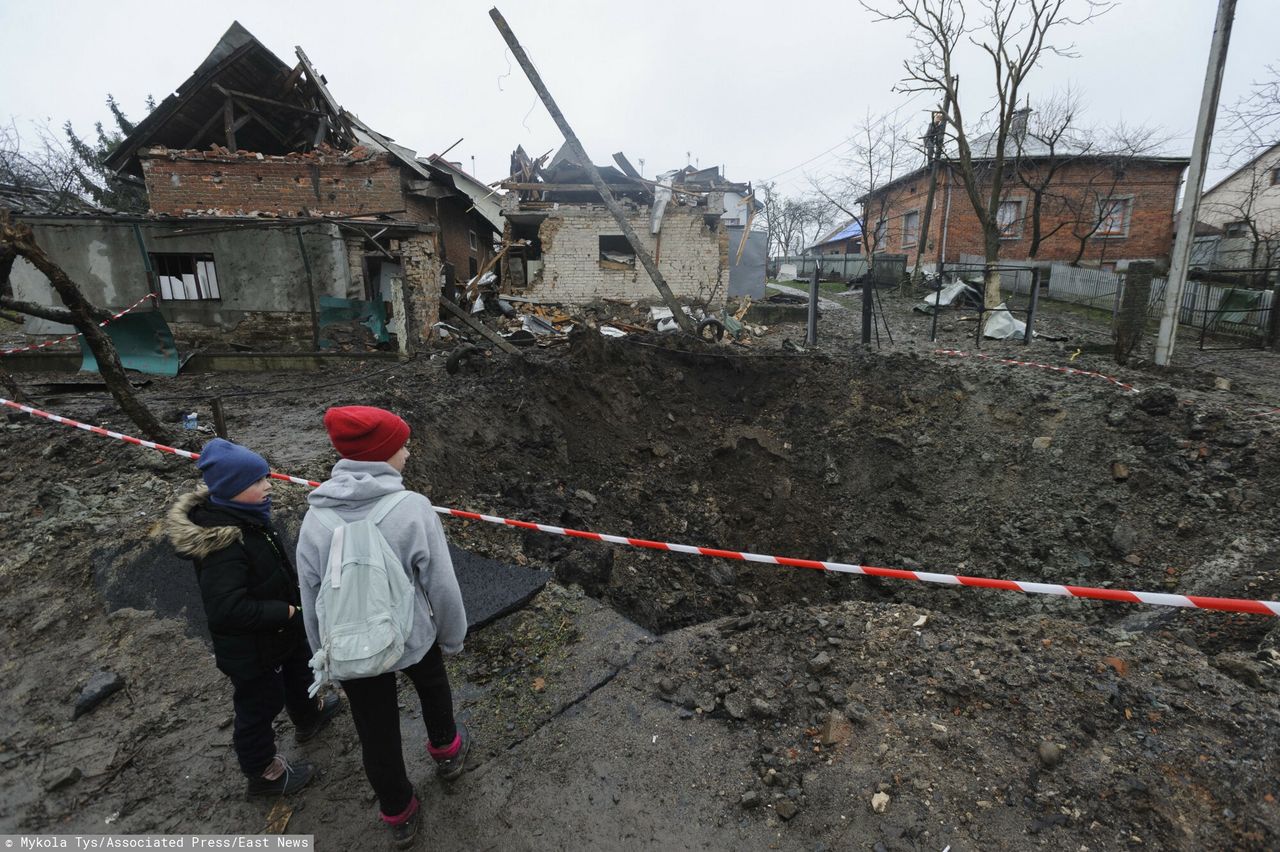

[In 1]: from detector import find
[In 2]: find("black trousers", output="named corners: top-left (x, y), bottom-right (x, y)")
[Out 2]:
top-left (228, 641), bottom-right (317, 777)
top-left (341, 643), bottom-right (457, 816)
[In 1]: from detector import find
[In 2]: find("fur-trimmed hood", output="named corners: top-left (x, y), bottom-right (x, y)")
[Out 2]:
top-left (165, 485), bottom-right (243, 559)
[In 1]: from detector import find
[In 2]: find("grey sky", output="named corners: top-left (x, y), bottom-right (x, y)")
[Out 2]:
top-left (1, 0), bottom-right (1274, 200)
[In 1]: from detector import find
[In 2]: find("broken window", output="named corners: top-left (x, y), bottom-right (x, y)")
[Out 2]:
top-left (151, 253), bottom-right (220, 301)
top-left (1095, 197), bottom-right (1132, 238)
top-left (997, 199), bottom-right (1024, 238)
top-left (468, 230), bottom-right (479, 252)
top-left (901, 210), bottom-right (921, 247)
top-left (599, 235), bottom-right (636, 269)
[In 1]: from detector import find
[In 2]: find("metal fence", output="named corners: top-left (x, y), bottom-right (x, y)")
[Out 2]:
top-left (1044, 263), bottom-right (1275, 347)
top-left (774, 255), bottom-right (869, 282)
top-left (774, 254), bottom-right (910, 284)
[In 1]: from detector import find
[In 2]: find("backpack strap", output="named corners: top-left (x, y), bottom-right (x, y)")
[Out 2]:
top-left (310, 506), bottom-right (345, 531)
top-left (366, 491), bottom-right (412, 526)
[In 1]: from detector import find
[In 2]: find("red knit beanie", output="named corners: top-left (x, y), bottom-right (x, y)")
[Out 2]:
top-left (323, 406), bottom-right (410, 462)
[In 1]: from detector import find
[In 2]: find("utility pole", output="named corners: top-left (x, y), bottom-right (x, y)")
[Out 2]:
top-left (488, 7), bottom-right (696, 334)
top-left (913, 80), bottom-right (953, 284)
top-left (1154, 0), bottom-right (1236, 366)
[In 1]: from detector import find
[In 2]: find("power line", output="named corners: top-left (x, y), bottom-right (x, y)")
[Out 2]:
top-left (757, 90), bottom-right (933, 185)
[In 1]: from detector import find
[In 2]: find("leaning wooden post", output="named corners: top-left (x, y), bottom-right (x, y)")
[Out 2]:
top-left (488, 7), bottom-right (696, 334)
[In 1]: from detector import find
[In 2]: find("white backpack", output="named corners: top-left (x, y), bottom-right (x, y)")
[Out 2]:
top-left (307, 491), bottom-right (416, 696)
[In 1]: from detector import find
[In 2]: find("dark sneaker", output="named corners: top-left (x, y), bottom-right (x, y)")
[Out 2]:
top-left (431, 721), bottom-right (471, 782)
top-left (382, 796), bottom-right (421, 850)
top-left (295, 693), bottom-right (342, 744)
top-left (245, 756), bottom-right (316, 799)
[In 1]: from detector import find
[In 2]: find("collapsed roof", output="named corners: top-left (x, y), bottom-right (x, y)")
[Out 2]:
top-left (104, 21), bottom-right (502, 232)
top-left (503, 144), bottom-right (754, 210)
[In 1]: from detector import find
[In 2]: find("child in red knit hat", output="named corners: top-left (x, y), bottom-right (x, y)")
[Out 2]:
top-left (296, 406), bottom-right (469, 849)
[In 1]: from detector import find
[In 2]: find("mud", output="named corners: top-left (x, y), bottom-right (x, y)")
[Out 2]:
top-left (1, 288), bottom-right (1278, 849)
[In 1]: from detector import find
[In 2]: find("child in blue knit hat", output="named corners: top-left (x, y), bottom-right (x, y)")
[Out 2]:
top-left (164, 438), bottom-right (342, 798)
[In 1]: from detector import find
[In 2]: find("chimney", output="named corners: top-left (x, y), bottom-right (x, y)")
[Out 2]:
top-left (1011, 107), bottom-right (1032, 144)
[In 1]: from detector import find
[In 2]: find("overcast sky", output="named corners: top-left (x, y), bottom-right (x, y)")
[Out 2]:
top-left (1, 0), bottom-right (1274, 200)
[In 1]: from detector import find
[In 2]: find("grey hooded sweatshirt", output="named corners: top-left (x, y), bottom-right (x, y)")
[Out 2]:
top-left (295, 459), bottom-right (467, 670)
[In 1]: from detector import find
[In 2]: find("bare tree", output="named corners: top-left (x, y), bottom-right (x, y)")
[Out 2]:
top-left (864, 0), bottom-right (1113, 308)
top-left (1213, 65), bottom-right (1280, 278)
top-left (809, 109), bottom-right (920, 274)
top-left (1223, 64), bottom-right (1280, 157)
top-left (759, 191), bottom-right (836, 259)
top-left (1, 213), bottom-right (170, 441)
top-left (1001, 96), bottom-right (1170, 264)
top-left (1008, 89), bottom-right (1090, 259)
top-left (1054, 123), bottom-right (1170, 267)
top-left (0, 120), bottom-right (94, 213)
top-left (1199, 152), bottom-right (1280, 275)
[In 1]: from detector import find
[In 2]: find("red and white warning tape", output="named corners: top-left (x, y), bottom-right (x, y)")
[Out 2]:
top-left (2, 395), bottom-right (1277, 618)
top-left (935, 349), bottom-right (1139, 394)
top-left (0, 398), bottom-right (319, 487)
top-left (0, 293), bottom-right (158, 356)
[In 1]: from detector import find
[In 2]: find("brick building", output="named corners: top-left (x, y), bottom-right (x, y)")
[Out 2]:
top-left (861, 147), bottom-right (1188, 271)
top-left (90, 21), bottom-right (501, 349)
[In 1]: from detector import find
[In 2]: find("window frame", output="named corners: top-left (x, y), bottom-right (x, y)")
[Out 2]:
top-left (150, 253), bottom-right (221, 301)
top-left (598, 235), bottom-right (637, 269)
top-left (1094, 195), bottom-right (1134, 239)
top-left (996, 198), bottom-right (1025, 240)
top-left (1223, 220), bottom-right (1250, 239)
top-left (901, 208), bottom-right (921, 249)
top-left (468, 229), bottom-right (479, 252)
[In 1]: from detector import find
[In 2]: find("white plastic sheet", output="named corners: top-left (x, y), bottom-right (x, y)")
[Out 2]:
top-left (982, 302), bottom-right (1029, 340)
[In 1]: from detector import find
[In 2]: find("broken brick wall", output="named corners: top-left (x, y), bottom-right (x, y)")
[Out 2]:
top-left (139, 149), bottom-right (405, 217)
top-left (520, 205), bottom-right (724, 305)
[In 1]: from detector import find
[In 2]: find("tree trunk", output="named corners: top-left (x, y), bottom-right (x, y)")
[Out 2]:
top-left (1114, 262), bottom-right (1153, 365)
top-left (983, 230), bottom-right (1002, 310)
top-left (1, 216), bottom-right (170, 441)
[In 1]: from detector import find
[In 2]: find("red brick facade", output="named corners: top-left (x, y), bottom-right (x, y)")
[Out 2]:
top-left (138, 147), bottom-right (495, 282)
top-left (864, 159), bottom-right (1187, 268)
top-left (140, 150), bottom-right (408, 218)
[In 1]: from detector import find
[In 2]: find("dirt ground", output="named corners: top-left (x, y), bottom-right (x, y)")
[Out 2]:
top-left (1, 286), bottom-right (1278, 850)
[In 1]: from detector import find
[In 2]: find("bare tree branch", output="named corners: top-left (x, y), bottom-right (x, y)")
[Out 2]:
top-left (864, 0), bottom-right (1114, 307)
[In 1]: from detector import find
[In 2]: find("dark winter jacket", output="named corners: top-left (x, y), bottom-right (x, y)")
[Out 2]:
top-left (164, 486), bottom-right (308, 680)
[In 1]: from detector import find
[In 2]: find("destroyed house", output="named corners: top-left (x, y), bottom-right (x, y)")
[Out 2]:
top-left (10, 22), bottom-right (500, 353)
top-left (499, 146), bottom-right (766, 304)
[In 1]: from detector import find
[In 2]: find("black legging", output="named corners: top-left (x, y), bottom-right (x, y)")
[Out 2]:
top-left (341, 643), bottom-right (458, 816)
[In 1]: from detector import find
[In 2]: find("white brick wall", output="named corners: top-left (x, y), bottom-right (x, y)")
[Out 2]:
top-left (526, 205), bottom-right (725, 305)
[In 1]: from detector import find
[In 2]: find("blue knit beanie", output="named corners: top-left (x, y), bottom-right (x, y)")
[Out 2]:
top-left (197, 438), bottom-right (270, 500)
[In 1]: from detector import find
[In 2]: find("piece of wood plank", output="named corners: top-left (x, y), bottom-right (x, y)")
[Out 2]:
top-left (222, 99), bottom-right (237, 151)
top-left (214, 84), bottom-right (325, 117)
top-left (612, 152), bottom-right (642, 179)
top-left (439, 298), bottom-right (521, 355)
